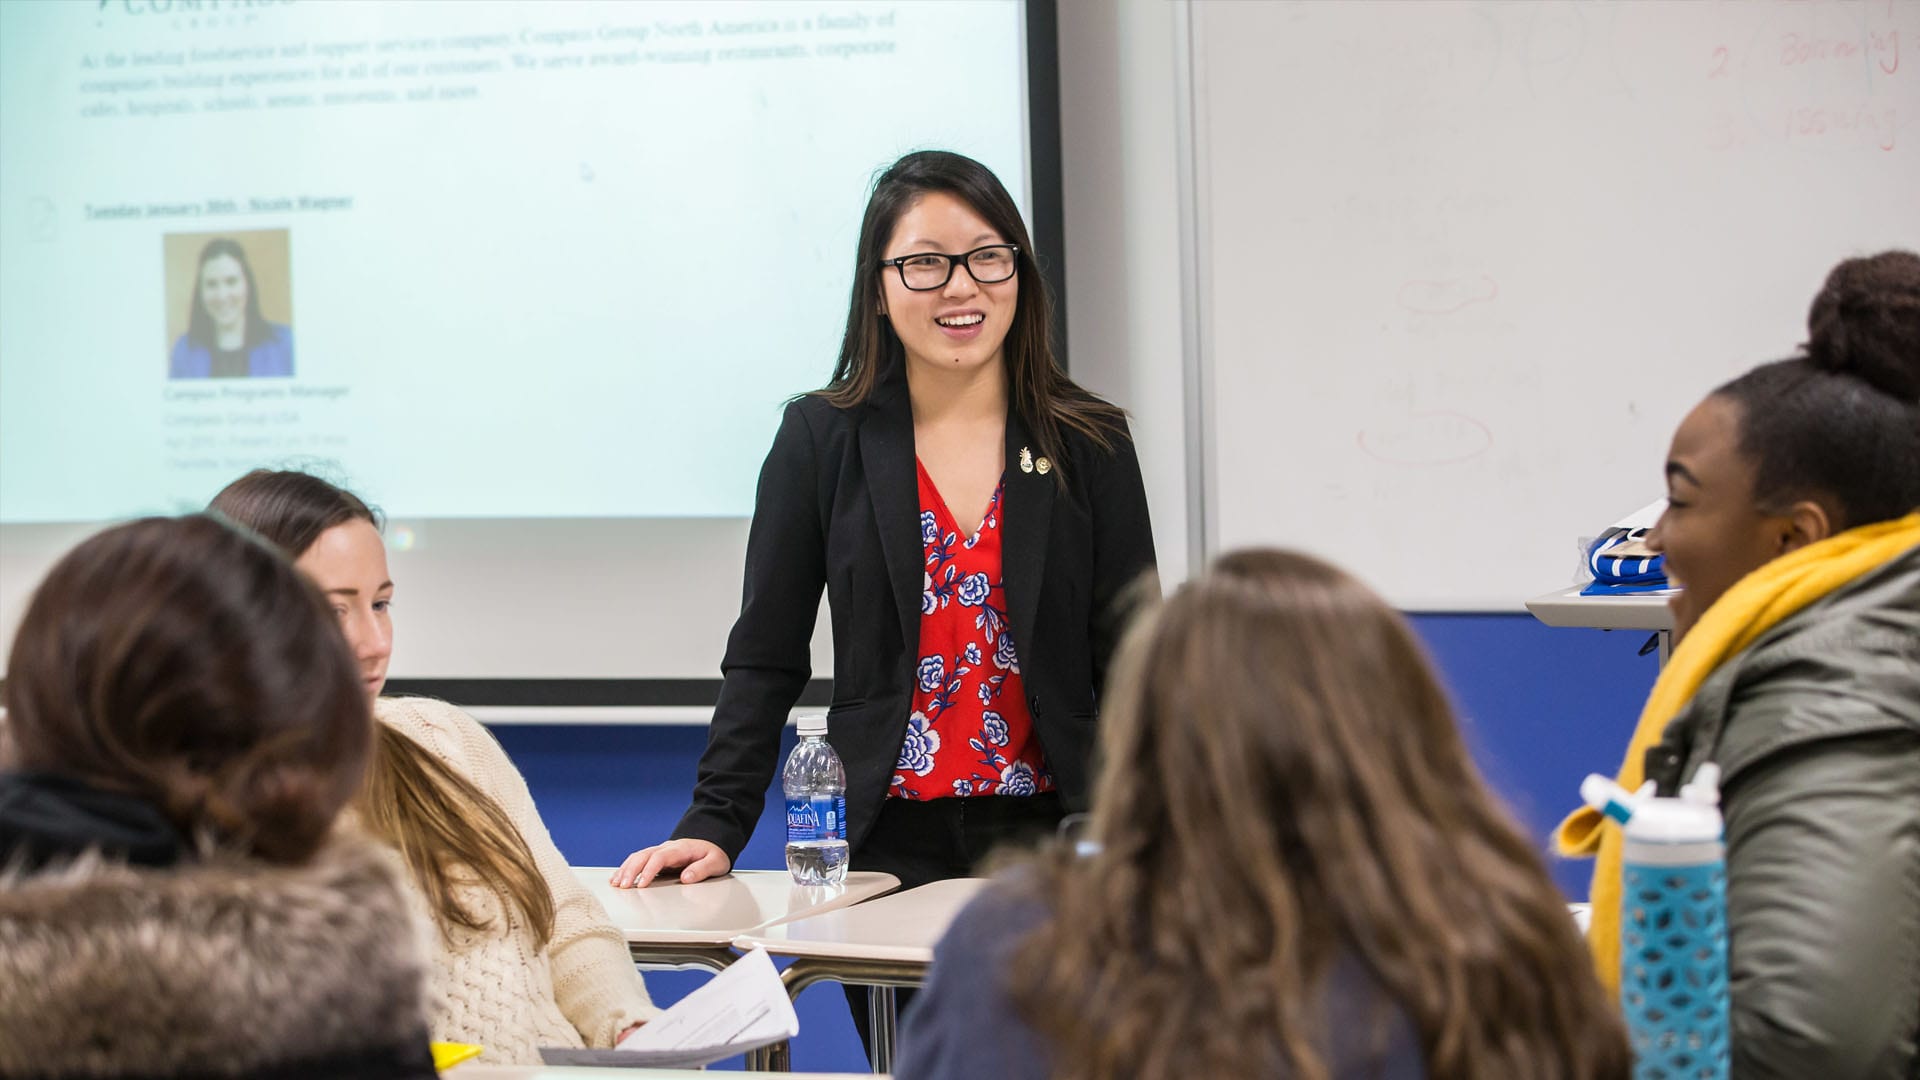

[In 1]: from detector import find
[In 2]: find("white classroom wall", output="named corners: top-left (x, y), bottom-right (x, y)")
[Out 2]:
top-left (1057, 0), bottom-right (1195, 582)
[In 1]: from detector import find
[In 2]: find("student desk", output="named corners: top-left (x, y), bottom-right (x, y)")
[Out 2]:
top-left (1526, 586), bottom-right (1676, 664)
top-left (576, 868), bottom-right (900, 972)
top-left (733, 877), bottom-right (988, 1074)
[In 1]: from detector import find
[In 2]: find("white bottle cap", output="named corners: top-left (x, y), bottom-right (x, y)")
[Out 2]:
top-left (797, 714), bottom-right (828, 736)
top-left (1623, 796), bottom-right (1722, 844)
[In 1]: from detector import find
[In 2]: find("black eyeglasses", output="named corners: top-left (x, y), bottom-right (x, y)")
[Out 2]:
top-left (878, 244), bottom-right (1019, 291)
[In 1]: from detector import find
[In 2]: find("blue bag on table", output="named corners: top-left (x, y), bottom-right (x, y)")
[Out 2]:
top-left (1580, 500), bottom-right (1670, 596)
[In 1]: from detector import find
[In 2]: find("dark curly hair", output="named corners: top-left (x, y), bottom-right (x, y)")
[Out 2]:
top-left (1715, 250), bottom-right (1920, 527)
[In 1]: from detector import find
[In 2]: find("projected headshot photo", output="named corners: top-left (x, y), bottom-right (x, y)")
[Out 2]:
top-left (164, 230), bottom-right (294, 379)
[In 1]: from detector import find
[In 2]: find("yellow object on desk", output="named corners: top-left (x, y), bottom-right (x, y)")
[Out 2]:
top-left (431, 1042), bottom-right (485, 1070)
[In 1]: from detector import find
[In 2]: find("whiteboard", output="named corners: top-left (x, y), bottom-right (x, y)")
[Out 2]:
top-left (1191, 0), bottom-right (1919, 609)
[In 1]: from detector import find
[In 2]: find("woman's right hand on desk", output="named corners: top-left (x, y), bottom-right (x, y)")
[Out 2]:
top-left (610, 839), bottom-right (731, 888)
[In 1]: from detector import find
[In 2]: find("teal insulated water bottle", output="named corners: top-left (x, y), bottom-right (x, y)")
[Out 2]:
top-left (1581, 763), bottom-right (1730, 1080)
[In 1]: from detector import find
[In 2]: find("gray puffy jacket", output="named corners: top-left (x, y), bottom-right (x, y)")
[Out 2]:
top-left (1658, 544), bottom-right (1920, 1080)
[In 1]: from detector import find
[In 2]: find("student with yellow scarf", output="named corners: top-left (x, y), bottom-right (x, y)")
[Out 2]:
top-left (1559, 251), bottom-right (1920, 1079)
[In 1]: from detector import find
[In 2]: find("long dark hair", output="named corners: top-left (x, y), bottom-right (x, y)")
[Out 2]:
top-left (1714, 249), bottom-right (1920, 529)
top-left (186, 237), bottom-right (272, 350)
top-left (820, 150), bottom-right (1124, 470)
top-left (209, 469), bottom-right (556, 946)
top-left (1008, 549), bottom-right (1630, 1080)
top-left (2, 516), bottom-right (370, 865)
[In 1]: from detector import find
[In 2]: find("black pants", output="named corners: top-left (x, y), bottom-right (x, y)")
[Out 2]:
top-left (842, 792), bottom-right (1065, 1065)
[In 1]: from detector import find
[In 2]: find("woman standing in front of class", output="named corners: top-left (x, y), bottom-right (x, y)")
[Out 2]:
top-left (613, 149), bottom-right (1156, 1035)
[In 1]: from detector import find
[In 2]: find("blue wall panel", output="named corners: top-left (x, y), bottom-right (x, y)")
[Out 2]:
top-left (1403, 615), bottom-right (1657, 894)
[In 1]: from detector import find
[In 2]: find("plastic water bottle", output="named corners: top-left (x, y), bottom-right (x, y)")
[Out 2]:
top-left (1581, 763), bottom-right (1730, 1080)
top-left (783, 714), bottom-right (848, 886)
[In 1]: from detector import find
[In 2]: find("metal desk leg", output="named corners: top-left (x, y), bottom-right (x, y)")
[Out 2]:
top-left (626, 943), bottom-right (739, 973)
top-left (754, 956), bottom-right (930, 1073)
top-left (867, 986), bottom-right (897, 1073)
top-left (747, 1041), bottom-right (788, 1071)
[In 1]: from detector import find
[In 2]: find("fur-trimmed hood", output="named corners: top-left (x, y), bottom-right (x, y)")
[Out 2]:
top-left (0, 835), bottom-right (435, 1079)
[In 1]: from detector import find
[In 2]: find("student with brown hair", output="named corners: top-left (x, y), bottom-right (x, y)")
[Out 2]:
top-left (1561, 250), bottom-right (1920, 1078)
top-left (209, 469), bottom-right (656, 1065)
top-left (0, 515), bottom-right (435, 1078)
top-left (897, 549), bottom-right (1629, 1080)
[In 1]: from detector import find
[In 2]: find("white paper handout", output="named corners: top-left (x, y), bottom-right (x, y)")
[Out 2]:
top-left (538, 946), bottom-right (798, 1069)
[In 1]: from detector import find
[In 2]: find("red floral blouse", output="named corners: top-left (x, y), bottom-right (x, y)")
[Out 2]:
top-left (889, 460), bottom-right (1054, 800)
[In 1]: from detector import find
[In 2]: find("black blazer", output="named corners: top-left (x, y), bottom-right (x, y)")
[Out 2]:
top-left (673, 375), bottom-right (1158, 860)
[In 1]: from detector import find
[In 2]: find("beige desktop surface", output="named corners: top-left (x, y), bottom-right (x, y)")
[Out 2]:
top-left (1526, 585), bottom-right (1674, 632)
top-left (733, 877), bottom-right (988, 964)
top-left (575, 867), bottom-right (899, 946)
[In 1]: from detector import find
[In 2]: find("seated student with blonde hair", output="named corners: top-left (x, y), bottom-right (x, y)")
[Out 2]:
top-left (0, 515), bottom-right (436, 1078)
top-left (209, 470), bottom-right (657, 1065)
top-left (897, 549), bottom-right (1629, 1080)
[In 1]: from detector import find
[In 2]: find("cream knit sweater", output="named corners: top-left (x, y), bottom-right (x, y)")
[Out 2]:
top-left (375, 696), bottom-right (658, 1064)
